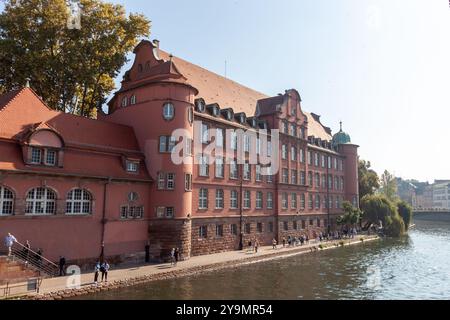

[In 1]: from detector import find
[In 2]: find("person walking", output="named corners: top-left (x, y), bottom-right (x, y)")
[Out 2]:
top-left (94, 261), bottom-right (101, 284)
top-left (101, 261), bottom-right (110, 282)
top-left (282, 237), bottom-right (286, 248)
top-left (272, 238), bottom-right (277, 249)
top-left (174, 248), bottom-right (180, 266)
top-left (4, 233), bottom-right (17, 256)
top-left (23, 240), bottom-right (31, 264)
top-left (36, 248), bottom-right (43, 268)
top-left (170, 248), bottom-right (176, 266)
top-left (59, 256), bottom-right (66, 276)
top-left (254, 240), bottom-right (259, 253)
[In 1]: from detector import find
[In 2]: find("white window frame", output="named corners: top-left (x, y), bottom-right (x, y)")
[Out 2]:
top-left (230, 190), bottom-right (238, 209)
top-left (243, 190), bottom-right (251, 209)
top-left (215, 189), bottom-right (224, 209)
top-left (199, 188), bottom-right (208, 209)
top-left (26, 187), bottom-right (56, 215)
top-left (267, 192), bottom-right (273, 209)
top-left (66, 189), bottom-right (92, 215)
top-left (256, 191), bottom-right (263, 209)
top-left (0, 186), bottom-right (14, 215)
top-left (163, 102), bottom-right (174, 120)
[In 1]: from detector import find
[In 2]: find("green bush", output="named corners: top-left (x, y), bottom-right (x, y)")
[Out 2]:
top-left (397, 201), bottom-right (413, 230)
top-left (385, 214), bottom-right (406, 237)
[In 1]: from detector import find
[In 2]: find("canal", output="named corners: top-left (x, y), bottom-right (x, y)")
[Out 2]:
top-left (79, 219), bottom-right (450, 300)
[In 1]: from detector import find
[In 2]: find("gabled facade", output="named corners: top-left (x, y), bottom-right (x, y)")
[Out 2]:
top-left (0, 39), bottom-right (359, 265)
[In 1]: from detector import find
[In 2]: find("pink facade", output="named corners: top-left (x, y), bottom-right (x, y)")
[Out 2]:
top-left (0, 39), bottom-right (359, 265)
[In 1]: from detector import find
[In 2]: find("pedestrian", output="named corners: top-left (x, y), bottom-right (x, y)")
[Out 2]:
top-left (23, 240), bottom-right (31, 264)
top-left (59, 256), bottom-right (66, 276)
top-left (248, 240), bottom-right (252, 252)
top-left (145, 241), bottom-right (150, 263)
top-left (282, 237), bottom-right (286, 248)
top-left (174, 248), bottom-right (180, 266)
top-left (36, 248), bottom-right (43, 267)
top-left (272, 238), bottom-right (277, 249)
top-left (170, 248), bottom-right (176, 266)
top-left (4, 233), bottom-right (17, 256)
top-left (254, 240), bottom-right (259, 253)
top-left (101, 261), bottom-right (110, 282)
top-left (94, 261), bottom-right (100, 284)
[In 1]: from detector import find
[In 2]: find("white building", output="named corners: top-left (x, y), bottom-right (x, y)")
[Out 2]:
top-left (433, 182), bottom-right (450, 210)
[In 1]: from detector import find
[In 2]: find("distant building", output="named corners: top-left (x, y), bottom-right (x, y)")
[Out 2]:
top-left (433, 182), bottom-right (450, 210)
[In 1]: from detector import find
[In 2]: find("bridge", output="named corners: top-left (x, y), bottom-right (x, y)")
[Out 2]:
top-left (413, 208), bottom-right (450, 222)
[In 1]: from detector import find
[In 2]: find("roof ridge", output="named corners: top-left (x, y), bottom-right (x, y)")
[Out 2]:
top-left (0, 88), bottom-right (26, 114)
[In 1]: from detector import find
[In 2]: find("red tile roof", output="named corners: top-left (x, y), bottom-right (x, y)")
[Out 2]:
top-left (157, 48), bottom-right (332, 141)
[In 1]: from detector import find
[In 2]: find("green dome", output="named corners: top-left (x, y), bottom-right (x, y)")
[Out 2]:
top-left (332, 122), bottom-right (351, 146)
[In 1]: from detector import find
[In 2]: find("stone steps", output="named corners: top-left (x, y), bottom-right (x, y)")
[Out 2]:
top-left (0, 255), bottom-right (40, 285)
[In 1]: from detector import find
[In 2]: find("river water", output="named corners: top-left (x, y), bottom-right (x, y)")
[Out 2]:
top-left (81, 219), bottom-right (450, 300)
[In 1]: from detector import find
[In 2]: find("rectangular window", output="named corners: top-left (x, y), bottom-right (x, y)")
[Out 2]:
top-left (215, 189), bottom-right (224, 209)
top-left (317, 218), bottom-right (321, 227)
top-left (282, 193), bottom-right (288, 209)
top-left (31, 148), bottom-right (42, 164)
top-left (308, 194), bottom-right (313, 209)
top-left (321, 155), bottom-right (326, 168)
top-left (267, 192), bottom-right (273, 209)
top-left (199, 188), bottom-right (208, 209)
top-left (156, 207), bottom-right (165, 218)
top-left (315, 195), bottom-right (320, 209)
top-left (126, 161), bottom-right (139, 173)
top-left (216, 128), bottom-right (224, 147)
top-left (166, 173), bottom-right (175, 190)
top-left (328, 156), bottom-right (332, 169)
top-left (334, 158), bottom-right (338, 169)
top-left (300, 171), bottom-right (306, 185)
top-left (185, 173), bottom-right (192, 191)
top-left (282, 168), bottom-right (289, 184)
top-left (290, 124), bottom-right (297, 137)
top-left (230, 159), bottom-right (238, 179)
top-left (283, 221), bottom-right (288, 231)
top-left (322, 174), bottom-right (327, 189)
top-left (185, 138), bottom-right (193, 156)
top-left (310, 219), bottom-right (314, 226)
top-left (230, 190), bottom-right (238, 209)
top-left (46, 150), bottom-right (57, 166)
top-left (282, 144), bottom-right (287, 160)
top-left (316, 173), bottom-right (321, 188)
top-left (291, 193), bottom-right (297, 209)
top-left (256, 191), bottom-right (263, 209)
top-left (215, 157), bottom-right (224, 178)
top-left (121, 206), bottom-right (128, 219)
top-left (245, 223), bottom-right (251, 234)
top-left (308, 171), bottom-right (313, 186)
top-left (266, 166), bottom-right (273, 183)
top-left (314, 153), bottom-right (319, 166)
top-left (199, 155), bottom-right (209, 177)
top-left (159, 136), bottom-right (176, 152)
top-left (339, 159), bottom-right (343, 171)
top-left (256, 165), bottom-right (262, 181)
top-left (256, 138), bottom-right (261, 155)
top-left (216, 224), bottom-right (224, 237)
top-left (300, 149), bottom-right (305, 163)
top-left (244, 135), bottom-right (250, 153)
top-left (268, 222), bottom-right (274, 233)
top-left (199, 225), bottom-right (208, 238)
top-left (201, 123), bottom-right (209, 144)
top-left (165, 207), bottom-right (174, 218)
top-left (231, 224), bottom-right (238, 235)
top-left (293, 221), bottom-right (298, 230)
top-left (300, 194), bottom-right (305, 209)
top-left (231, 131), bottom-right (238, 150)
top-left (291, 170), bottom-right (297, 185)
top-left (257, 222), bottom-right (263, 233)
top-left (243, 190), bottom-right (251, 209)
top-left (157, 172), bottom-right (165, 190)
top-left (291, 146), bottom-right (297, 161)
top-left (302, 220), bottom-right (306, 229)
top-left (307, 151), bottom-right (312, 165)
top-left (243, 162), bottom-right (251, 180)
top-left (267, 140), bottom-right (272, 156)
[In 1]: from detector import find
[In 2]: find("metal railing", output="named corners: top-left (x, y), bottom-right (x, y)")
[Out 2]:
top-left (2, 241), bottom-right (59, 277)
top-left (0, 278), bottom-right (42, 299)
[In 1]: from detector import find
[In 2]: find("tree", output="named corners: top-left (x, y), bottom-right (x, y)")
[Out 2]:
top-left (358, 160), bottom-right (380, 200)
top-left (380, 170), bottom-right (398, 202)
top-left (0, 0), bottom-right (150, 117)
top-left (397, 200), bottom-right (413, 230)
top-left (337, 201), bottom-right (362, 228)
top-left (360, 194), bottom-right (405, 237)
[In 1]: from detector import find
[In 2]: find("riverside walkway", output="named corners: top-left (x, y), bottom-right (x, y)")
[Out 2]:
top-left (17, 234), bottom-right (378, 299)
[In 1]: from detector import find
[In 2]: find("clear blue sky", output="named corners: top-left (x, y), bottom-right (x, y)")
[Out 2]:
top-left (5, 0), bottom-right (450, 182)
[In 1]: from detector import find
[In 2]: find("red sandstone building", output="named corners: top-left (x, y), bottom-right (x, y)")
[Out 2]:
top-left (0, 40), bottom-right (359, 265)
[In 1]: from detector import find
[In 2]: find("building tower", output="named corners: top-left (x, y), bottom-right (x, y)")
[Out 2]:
top-left (101, 40), bottom-right (198, 260)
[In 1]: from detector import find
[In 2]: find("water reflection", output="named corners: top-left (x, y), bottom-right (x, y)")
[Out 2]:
top-left (77, 219), bottom-right (450, 300)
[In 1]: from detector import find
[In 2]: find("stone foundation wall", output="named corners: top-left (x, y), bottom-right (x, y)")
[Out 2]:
top-left (148, 218), bottom-right (191, 262)
top-left (277, 214), bottom-right (339, 242)
top-left (191, 216), bottom-right (275, 256)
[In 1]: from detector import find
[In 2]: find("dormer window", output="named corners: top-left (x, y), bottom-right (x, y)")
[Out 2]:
top-left (212, 106), bottom-right (219, 117)
top-left (46, 150), bottom-right (57, 166)
top-left (227, 110), bottom-right (232, 121)
top-left (126, 160), bottom-right (139, 173)
top-left (121, 96), bottom-right (128, 107)
top-left (196, 100), bottom-right (205, 112)
top-left (31, 147), bottom-right (42, 164)
top-left (240, 115), bottom-right (246, 124)
top-left (163, 102), bottom-right (174, 120)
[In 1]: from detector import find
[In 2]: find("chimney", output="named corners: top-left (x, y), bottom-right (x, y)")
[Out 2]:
top-left (152, 39), bottom-right (160, 48)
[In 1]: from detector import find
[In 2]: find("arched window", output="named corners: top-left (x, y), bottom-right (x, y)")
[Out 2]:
top-left (26, 187), bottom-right (56, 215)
top-left (66, 189), bottom-right (92, 215)
top-left (163, 102), bottom-right (174, 120)
top-left (0, 186), bottom-right (14, 215)
top-left (130, 95), bottom-right (136, 105)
